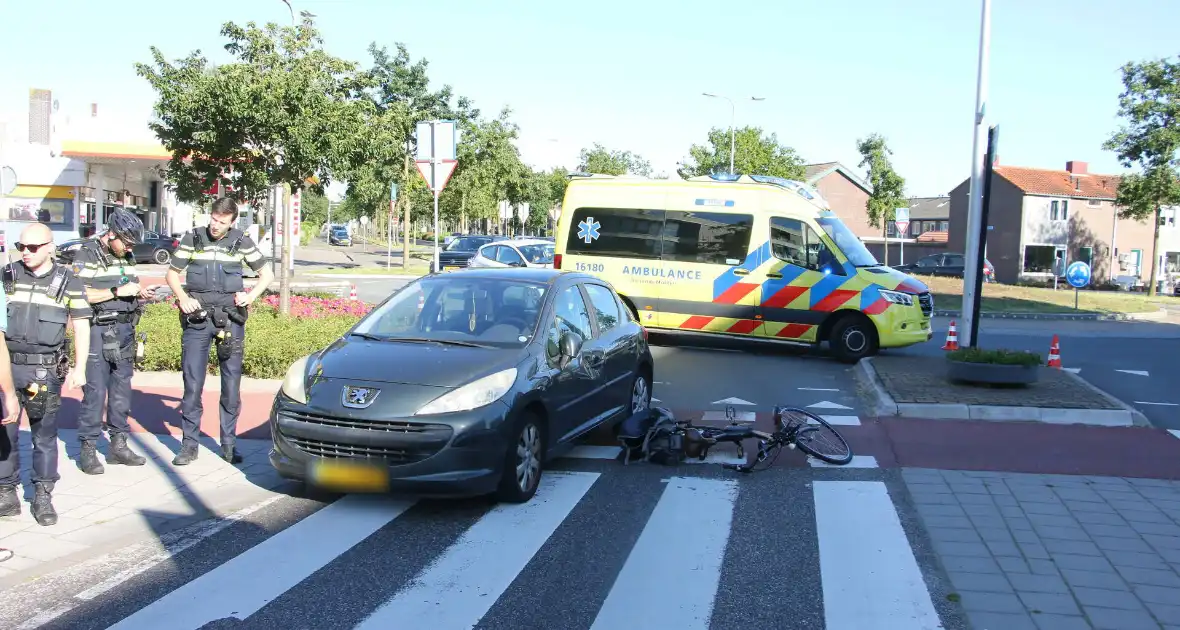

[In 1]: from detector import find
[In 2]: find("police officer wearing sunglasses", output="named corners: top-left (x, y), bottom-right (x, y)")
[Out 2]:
top-left (166, 197), bottom-right (272, 466)
top-left (0, 223), bottom-right (92, 526)
top-left (71, 207), bottom-right (154, 475)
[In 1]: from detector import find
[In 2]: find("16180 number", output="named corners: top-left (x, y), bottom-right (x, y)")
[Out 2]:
top-left (574, 262), bottom-right (604, 273)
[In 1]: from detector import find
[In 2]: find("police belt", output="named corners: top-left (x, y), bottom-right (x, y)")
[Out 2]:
top-left (10, 351), bottom-right (63, 366)
top-left (92, 310), bottom-right (139, 325)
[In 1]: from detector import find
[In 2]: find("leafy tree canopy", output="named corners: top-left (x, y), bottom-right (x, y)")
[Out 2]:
top-left (677, 127), bottom-right (806, 180)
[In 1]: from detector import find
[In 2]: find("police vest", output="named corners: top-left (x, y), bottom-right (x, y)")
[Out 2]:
top-left (77, 240), bottom-right (139, 314)
top-left (184, 227), bottom-right (246, 302)
top-left (2, 262), bottom-right (73, 354)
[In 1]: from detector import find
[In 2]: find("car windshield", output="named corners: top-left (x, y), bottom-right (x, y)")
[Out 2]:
top-left (519, 244), bottom-right (555, 264)
top-left (351, 276), bottom-right (548, 347)
top-left (446, 237), bottom-right (491, 252)
top-left (816, 216), bottom-right (880, 267)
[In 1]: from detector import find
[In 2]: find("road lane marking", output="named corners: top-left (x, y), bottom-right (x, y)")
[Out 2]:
top-left (1135, 401), bottom-right (1179, 406)
top-left (356, 471), bottom-right (600, 630)
top-left (799, 387), bottom-right (840, 392)
top-left (816, 415), bottom-right (861, 426)
top-left (106, 495), bottom-right (416, 630)
top-left (814, 481), bottom-right (942, 630)
top-left (711, 397), bottom-right (755, 405)
top-left (590, 477), bottom-right (737, 630)
top-left (808, 400), bottom-right (853, 410)
top-left (811, 456), bottom-right (878, 468)
top-left (1118, 369), bottom-right (1150, 376)
top-left (1168, 430), bottom-right (1180, 441)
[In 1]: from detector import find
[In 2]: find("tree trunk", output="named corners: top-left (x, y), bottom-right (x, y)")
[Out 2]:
top-left (1148, 204), bottom-right (1162, 297)
top-left (460, 193), bottom-right (468, 234)
top-left (402, 153), bottom-right (411, 270)
top-left (881, 221), bottom-right (890, 266)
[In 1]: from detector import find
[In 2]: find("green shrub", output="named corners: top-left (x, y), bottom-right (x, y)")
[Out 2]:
top-left (946, 347), bottom-right (1042, 367)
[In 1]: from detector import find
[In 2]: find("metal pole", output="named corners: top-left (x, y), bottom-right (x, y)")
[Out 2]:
top-left (959, 0), bottom-right (991, 349)
top-left (433, 190), bottom-right (440, 271)
top-left (728, 99), bottom-right (735, 174)
top-left (431, 122), bottom-right (441, 272)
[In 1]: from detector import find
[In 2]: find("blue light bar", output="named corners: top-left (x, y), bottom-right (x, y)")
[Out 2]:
top-left (709, 172), bottom-right (741, 182)
top-left (695, 199), bottom-right (736, 207)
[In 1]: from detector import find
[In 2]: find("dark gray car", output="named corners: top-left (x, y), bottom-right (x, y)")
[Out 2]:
top-left (269, 268), bottom-right (655, 503)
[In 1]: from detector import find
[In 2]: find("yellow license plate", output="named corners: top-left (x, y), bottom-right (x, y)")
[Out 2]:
top-left (307, 459), bottom-right (390, 492)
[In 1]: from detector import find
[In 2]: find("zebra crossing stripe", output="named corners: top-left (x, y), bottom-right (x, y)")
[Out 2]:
top-left (106, 494), bottom-right (415, 630)
top-left (355, 471), bottom-right (600, 629)
top-left (813, 481), bottom-right (942, 629)
top-left (591, 477), bottom-right (738, 629)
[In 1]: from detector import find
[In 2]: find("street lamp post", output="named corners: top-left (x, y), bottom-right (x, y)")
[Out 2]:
top-left (702, 93), bottom-right (765, 174)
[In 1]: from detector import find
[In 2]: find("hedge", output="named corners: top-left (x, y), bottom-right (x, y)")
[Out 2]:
top-left (66, 292), bottom-right (370, 379)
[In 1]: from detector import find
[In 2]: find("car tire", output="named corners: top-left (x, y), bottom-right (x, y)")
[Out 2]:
top-left (495, 410), bottom-right (545, 504)
top-left (630, 370), bottom-right (652, 415)
top-left (829, 315), bottom-right (878, 364)
top-left (153, 249), bottom-right (171, 265)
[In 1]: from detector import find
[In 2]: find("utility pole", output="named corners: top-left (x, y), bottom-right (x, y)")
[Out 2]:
top-left (702, 93), bottom-right (765, 174)
top-left (960, 0), bottom-right (992, 348)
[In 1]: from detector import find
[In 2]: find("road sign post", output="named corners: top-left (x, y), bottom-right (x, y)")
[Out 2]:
top-left (893, 207), bottom-right (910, 265)
top-left (415, 120), bottom-right (459, 272)
top-left (1066, 261), bottom-right (1091, 310)
top-left (387, 183), bottom-right (397, 270)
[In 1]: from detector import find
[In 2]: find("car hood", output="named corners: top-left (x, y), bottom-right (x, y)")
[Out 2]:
top-left (313, 336), bottom-right (518, 388)
top-left (862, 266), bottom-right (930, 294)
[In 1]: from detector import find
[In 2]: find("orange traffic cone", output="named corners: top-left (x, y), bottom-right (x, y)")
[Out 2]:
top-left (942, 320), bottom-right (959, 351)
top-left (1047, 335), bottom-right (1062, 368)
top-left (349, 284), bottom-right (358, 301)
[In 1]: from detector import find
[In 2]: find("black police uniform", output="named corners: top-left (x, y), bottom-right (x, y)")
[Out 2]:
top-left (170, 226), bottom-right (267, 465)
top-left (72, 239), bottom-right (149, 474)
top-left (0, 260), bottom-right (90, 526)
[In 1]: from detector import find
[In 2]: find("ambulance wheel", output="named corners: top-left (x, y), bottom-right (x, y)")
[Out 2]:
top-left (829, 316), bottom-right (878, 364)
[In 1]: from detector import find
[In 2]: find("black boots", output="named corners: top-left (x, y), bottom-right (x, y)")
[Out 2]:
top-left (221, 444), bottom-right (243, 465)
top-left (172, 442), bottom-right (199, 466)
top-left (108, 433), bottom-right (146, 466)
top-left (0, 482), bottom-right (56, 526)
top-left (80, 434), bottom-right (148, 474)
top-left (31, 481), bottom-right (56, 526)
top-left (0, 484), bottom-right (19, 518)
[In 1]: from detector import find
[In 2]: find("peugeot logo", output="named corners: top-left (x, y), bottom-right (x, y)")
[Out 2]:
top-left (341, 385), bottom-right (380, 409)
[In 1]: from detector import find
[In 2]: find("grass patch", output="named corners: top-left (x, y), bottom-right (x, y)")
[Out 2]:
top-left (946, 347), bottom-right (1042, 366)
top-left (919, 275), bottom-right (1169, 315)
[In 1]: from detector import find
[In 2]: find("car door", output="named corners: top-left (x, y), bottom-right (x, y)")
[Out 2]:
top-left (496, 245), bottom-right (526, 268)
top-left (758, 216), bottom-right (848, 342)
top-left (940, 253), bottom-right (966, 277)
top-left (471, 244), bottom-right (499, 268)
top-left (542, 282), bottom-right (610, 444)
top-left (582, 281), bottom-right (634, 416)
top-left (132, 231), bottom-right (159, 262)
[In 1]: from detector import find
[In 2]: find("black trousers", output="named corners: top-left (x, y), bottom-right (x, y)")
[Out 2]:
top-left (78, 321), bottom-right (136, 441)
top-left (180, 318), bottom-right (246, 448)
top-left (0, 362), bottom-right (63, 486)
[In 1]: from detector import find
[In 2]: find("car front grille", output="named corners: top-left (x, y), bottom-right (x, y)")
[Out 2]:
top-left (277, 410), bottom-right (453, 463)
top-left (918, 292), bottom-right (934, 317)
top-left (285, 436), bottom-right (436, 462)
top-left (442, 258), bottom-right (469, 268)
top-left (282, 410), bottom-right (438, 434)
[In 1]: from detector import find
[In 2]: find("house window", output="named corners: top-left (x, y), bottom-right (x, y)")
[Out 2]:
top-left (1087, 199), bottom-right (1101, 207)
top-left (911, 222), bottom-right (921, 237)
top-left (1077, 246), bottom-right (1093, 268)
top-left (886, 220), bottom-right (898, 238)
top-left (1050, 200), bottom-right (1070, 221)
top-left (1023, 245), bottom-right (1058, 274)
top-left (938, 221), bottom-right (949, 232)
top-left (1159, 208), bottom-right (1176, 227)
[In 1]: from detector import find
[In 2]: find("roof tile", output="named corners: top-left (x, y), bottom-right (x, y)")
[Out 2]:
top-left (995, 166), bottom-right (1120, 200)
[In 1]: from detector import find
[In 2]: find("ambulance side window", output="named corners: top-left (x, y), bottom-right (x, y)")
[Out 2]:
top-left (770, 217), bottom-right (844, 275)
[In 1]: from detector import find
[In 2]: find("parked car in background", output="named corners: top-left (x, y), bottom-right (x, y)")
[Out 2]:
top-left (469, 238), bottom-right (556, 269)
top-left (56, 230), bottom-right (180, 266)
top-left (268, 268), bottom-right (655, 503)
top-left (893, 252), bottom-right (995, 283)
top-left (432, 234), bottom-right (505, 272)
top-left (329, 225), bottom-right (352, 246)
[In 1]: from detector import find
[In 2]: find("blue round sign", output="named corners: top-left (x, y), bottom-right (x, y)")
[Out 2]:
top-left (1066, 261), bottom-right (1091, 289)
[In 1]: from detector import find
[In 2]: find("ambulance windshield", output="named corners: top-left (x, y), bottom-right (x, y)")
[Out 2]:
top-left (817, 216), bottom-right (880, 267)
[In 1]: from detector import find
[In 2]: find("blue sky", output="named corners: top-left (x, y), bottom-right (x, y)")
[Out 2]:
top-left (2, 0), bottom-right (1177, 198)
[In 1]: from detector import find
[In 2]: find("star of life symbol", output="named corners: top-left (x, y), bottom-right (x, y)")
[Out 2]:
top-left (577, 217), bottom-right (601, 244)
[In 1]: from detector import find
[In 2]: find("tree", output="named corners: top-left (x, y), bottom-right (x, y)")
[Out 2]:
top-left (136, 16), bottom-right (359, 204)
top-left (442, 107), bottom-right (531, 233)
top-left (578, 144), bottom-right (652, 176)
top-left (856, 133), bottom-right (907, 266)
top-left (1102, 55), bottom-right (1180, 297)
top-left (677, 127), bottom-right (806, 180)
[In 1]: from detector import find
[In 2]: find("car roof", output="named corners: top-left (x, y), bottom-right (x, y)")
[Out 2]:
top-left (493, 238), bottom-right (552, 247)
top-left (429, 267), bottom-right (602, 286)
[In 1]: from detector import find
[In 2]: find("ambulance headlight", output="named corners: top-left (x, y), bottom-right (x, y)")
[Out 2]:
top-left (878, 289), bottom-right (914, 307)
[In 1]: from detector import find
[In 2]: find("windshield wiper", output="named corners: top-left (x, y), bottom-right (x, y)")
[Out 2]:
top-left (387, 337), bottom-right (490, 348)
top-left (351, 332), bottom-right (389, 341)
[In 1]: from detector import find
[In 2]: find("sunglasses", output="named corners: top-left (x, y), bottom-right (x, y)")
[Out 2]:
top-left (15, 242), bottom-right (52, 253)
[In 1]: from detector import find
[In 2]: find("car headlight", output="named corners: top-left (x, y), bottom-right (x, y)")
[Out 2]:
top-left (415, 368), bottom-right (518, 416)
top-left (281, 354), bottom-right (312, 404)
top-left (878, 289), bottom-right (914, 307)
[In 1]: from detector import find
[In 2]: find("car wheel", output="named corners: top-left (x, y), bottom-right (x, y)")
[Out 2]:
top-left (153, 249), bottom-right (171, 265)
top-left (496, 411), bottom-right (545, 503)
top-left (829, 315), bottom-right (878, 364)
top-left (630, 371), bottom-right (652, 414)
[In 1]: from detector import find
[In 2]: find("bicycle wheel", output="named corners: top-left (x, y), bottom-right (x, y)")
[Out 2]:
top-left (782, 409), bottom-right (853, 465)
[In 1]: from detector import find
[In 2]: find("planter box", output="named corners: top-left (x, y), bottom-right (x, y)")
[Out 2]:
top-left (946, 359), bottom-right (1041, 386)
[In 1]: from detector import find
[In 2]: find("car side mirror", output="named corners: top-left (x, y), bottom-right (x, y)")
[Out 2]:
top-left (559, 331), bottom-right (583, 363)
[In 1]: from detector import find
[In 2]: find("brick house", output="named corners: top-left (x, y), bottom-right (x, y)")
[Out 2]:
top-left (947, 160), bottom-right (1179, 288)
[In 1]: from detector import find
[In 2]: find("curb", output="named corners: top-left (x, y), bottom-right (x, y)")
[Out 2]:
top-left (854, 357), bottom-right (1147, 428)
top-left (932, 308), bottom-right (1168, 322)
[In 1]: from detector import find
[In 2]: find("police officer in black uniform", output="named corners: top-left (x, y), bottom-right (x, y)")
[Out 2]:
top-left (73, 208), bottom-right (153, 474)
top-left (166, 197), bottom-right (272, 466)
top-left (0, 223), bottom-right (92, 526)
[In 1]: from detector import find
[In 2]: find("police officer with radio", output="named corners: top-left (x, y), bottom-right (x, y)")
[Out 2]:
top-left (0, 223), bottom-right (91, 526)
top-left (166, 197), bottom-right (273, 466)
top-left (72, 208), bottom-right (153, 474)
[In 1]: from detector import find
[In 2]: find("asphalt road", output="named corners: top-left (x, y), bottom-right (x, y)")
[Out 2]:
top-left (0, 461), bottom-right (967, 630)
top-left (894, 317), bottom-right (1180, 430)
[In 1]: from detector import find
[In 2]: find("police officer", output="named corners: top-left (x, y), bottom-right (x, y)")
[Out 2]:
top-left (166, 197), bottom-right (273, 466)
top-left (0, 223), bottom-right (91, 526)
top-left (72, 208), bottom-right (153, 474)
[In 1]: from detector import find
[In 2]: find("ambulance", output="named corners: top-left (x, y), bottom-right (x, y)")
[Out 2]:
top-left (552, 173), bottom-right (934, 363)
